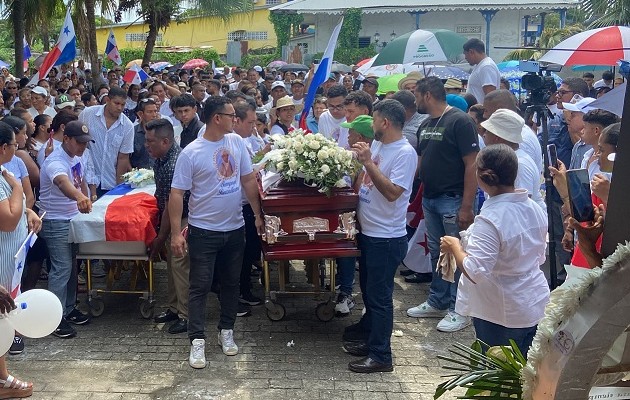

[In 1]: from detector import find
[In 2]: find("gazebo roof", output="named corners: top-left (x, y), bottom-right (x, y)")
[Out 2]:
top-left (270, 0), bottom-right (579, 14)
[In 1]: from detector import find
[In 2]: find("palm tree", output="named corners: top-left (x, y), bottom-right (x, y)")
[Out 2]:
top-left (116, 0), bottom-right (254, 65)
top-left (10, 0), bottom-right (25, 78)
top-left (502, 25), bottom-right (583, 61)
top-left (581, 0), bottom-right (630, 28)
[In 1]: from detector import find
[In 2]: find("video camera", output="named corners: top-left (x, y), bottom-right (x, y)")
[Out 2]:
top-left (519, 60), bottom-right (561, 106)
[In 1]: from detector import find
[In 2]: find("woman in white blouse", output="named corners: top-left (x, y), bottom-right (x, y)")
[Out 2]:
top-left (440, 144), bottom-right (549, 357)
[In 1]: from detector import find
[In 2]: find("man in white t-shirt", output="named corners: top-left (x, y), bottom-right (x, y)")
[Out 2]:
top-left (480, 109), bottom-right (546, 212)
top-left (39, 121), bottom-right (94, 339)
top-left (317, 85), bottom-right (348, 141)
top-left (344, 100), bottom-right (417, 374)
top-left (464, 38), bottom-right (501, 104)
top-left (169, 96), bottom-right (263, 368)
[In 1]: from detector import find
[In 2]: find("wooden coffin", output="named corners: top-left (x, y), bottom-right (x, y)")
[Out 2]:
top-left (260, 179), bottom-right (359, 248)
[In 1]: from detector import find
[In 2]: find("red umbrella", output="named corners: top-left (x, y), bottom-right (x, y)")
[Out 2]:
top-left (539, 26), bottom-right (630, 66)
top-left (356, 58), bottom-right (373, 67)
top-left (182, 59), bottom-right (209, 69)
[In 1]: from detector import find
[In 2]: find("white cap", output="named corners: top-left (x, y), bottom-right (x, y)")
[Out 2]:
top-left (562, 97), bottom-right (596, 113)
top-left (253, 65), bottom-right (263, 72)
top-left (271, 81), bottom-right (286, 91)
top-left (480, 109), bottom-right (525, 144)
top-left (31, 86), bottom-right (48, 97)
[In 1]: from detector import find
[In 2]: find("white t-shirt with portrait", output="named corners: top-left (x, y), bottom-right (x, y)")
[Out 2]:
top-left (358, 138), bottom-right (418, 238)
top-left (39, 146), bottom-right (85, 220)
top-left (171, 133), bottom-right (253, 231)
top-left (466, 56), bottom-right (501, 104)
top-left (317, 110), bottom-right (345, 141)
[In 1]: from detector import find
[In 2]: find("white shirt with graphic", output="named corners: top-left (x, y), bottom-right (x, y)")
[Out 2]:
top-left (171, 133), bottom-right (253, 231)
top-left (358, 138), bottom-right (417, 238)
top-left (39, 146), bottom-right (86, 220)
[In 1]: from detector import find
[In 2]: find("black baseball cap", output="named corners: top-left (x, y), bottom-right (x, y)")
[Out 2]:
top-left (64, 121), bottom-right (94, 143)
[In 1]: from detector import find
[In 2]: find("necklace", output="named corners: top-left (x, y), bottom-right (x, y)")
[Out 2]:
top-left (430, 105), bottom-right (451, 130)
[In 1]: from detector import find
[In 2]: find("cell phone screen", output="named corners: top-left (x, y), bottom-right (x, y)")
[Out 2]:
top-left (566, 169), bottom-right (594, 222)
top-left (547, 144), bottom-right (558, 169)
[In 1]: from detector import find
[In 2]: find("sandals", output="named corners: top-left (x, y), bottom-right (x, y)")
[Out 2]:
top-left (0, 375), bottom-right (33, 399)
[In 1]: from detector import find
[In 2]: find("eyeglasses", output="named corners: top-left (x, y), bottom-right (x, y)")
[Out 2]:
top-left (4, 142), bottom-right (17, 149)
top-left (6, 86), bottom-right (16, 90)
top-left (217, 112), bottom-right (237, 119)
top-left (557, 90), bottom-right (575, 96)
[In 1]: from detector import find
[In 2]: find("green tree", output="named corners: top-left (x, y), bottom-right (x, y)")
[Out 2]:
top-left (117, 0), bottom-right (254, 66)
top-left (338, 8), bottom-right (362, 49)
top-left (503, 25), bottom-right (583, 61)
top-left (582, 0), bottom-right (630, 28)
top-left (268, 13), bottom-right (303, 57)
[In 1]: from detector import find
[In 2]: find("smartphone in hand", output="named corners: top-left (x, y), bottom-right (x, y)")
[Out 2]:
top-left (566, 168), bottom-right (595, 222)
top-left (547, 144), bottom-right (559, 169)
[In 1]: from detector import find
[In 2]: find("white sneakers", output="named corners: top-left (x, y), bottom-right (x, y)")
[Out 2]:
top-left (407, 301), bottom-right (446, 318)
top-left (189, 339), bottom-right (206, 369)
top-left (335, 294), bottom-right (356, 315)
top-left (407, 302), bottom-right (471, 333)
top-left (436, 312), bottom-right (471, 333)
top-left (189, 329), bottom-right (240, 368)
top-left (218, 329), bottom-right (239, 356)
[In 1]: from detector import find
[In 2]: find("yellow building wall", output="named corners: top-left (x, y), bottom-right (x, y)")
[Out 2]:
top-left (95, 7), bottom-right (278, 55)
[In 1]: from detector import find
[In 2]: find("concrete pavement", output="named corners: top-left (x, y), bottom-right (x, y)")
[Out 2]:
top-left (11, 263), bottom-right (474, 399)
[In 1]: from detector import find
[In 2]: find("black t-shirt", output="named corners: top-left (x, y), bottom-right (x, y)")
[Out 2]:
top-left (416, 107), bottom-right (479, 199)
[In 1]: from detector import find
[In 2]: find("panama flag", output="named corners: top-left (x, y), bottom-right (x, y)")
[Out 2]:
top-left (23, 36), bottom-right (31, 71)
top-left (29, 8), bottom-right (76, 83)
top-left (12, 232), bottom-right (38, 299)
top-left (123, 63), bottom-right (149, 84)
top-left (105, 29), bottom-right (122, 65)
top-left (299, 17), bottom-right (344, 131)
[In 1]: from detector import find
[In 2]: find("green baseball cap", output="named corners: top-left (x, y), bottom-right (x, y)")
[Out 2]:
top-left (340, 115), bottom-right (374, 139)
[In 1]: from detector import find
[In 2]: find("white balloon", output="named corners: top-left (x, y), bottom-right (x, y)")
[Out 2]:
top-left (10, 289), bottom-right (63, 338)
top-left (0, 319), bottom-right (14, 355)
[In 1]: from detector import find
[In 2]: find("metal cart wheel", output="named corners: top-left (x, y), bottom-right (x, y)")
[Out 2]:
top-left (88, 297), bottom-right (105, 317)
top-left (266, 302), bottom-right (286, 321)
top-left (315, 302), bottom-right (335, 322)
top-left (139, 299), bottom-right (155, 319)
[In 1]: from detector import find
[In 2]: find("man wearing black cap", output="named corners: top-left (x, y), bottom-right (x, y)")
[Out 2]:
top-left (361, 77), bottom-right (379, 103)
top-left (39, 120), bottom-right (94, 339)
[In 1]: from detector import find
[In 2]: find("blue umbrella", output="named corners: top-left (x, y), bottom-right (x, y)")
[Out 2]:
top-left (425, 66), bottom-right (469, 80)
top-left (571, 65), bottom-right (614, 72)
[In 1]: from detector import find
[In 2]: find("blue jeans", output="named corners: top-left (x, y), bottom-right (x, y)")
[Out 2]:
top-left (336, 257), bottom-right (355, 296)
top-left (357, 234), bottom-right (407, 365)
top-left (472, 318), bottom-right (537, 358)
top-left (423, 195), bottom-right (463, 312)
top-left (187, 225), bottom-right (244, 342)
top-left (41, 219), bottom-right (77, 317)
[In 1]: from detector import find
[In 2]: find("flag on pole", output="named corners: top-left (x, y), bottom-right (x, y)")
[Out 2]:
top-left (29, 8), bottom-right (76, 84)
top-left (299, 17), bottom-right (344, 131)
top-left (12, 232), bottom-right (38, 299)
top-left (123, 64), bottom-right (149, 85)
top-left (23, 36), bottom-right (32, 72)
top-left (105, 29), bottom-right (122, 65)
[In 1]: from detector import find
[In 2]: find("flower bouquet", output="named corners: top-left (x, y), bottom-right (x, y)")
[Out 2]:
top-left (263, 129), bottom-right (359, 196)
top-left (122, 168), bottom-right (155, 188)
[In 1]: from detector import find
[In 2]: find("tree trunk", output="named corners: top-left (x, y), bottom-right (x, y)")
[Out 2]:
top-left (42, 24), bottom-right (50, 52)
top-left (84, 0), bottom-right (101, 93)
top-left (142, 22), bottom-right (158, 65)
top-left (13, 0), bottom-right (25, 78)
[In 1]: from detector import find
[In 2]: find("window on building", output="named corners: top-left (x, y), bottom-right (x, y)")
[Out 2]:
top-left (227, 31), bottom-right (269, 41)
top-left (358, 37), bottom-right (372, 48)
top-left (125, 33), bottom-right (163, 42)
top-left (266, 0), bottom-right (281, 5)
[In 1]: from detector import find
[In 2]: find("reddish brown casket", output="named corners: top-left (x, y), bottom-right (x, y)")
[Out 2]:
top-left (260, 179), bottom-right (360, 259)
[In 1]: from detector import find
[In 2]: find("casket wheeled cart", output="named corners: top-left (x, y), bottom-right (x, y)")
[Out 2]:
top-left (260, 181), bottom-right (360, 322)
top-left (69, 185), bottom-right (159, 319)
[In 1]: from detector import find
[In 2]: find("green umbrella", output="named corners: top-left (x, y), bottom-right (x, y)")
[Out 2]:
top-left (376, 73), bottom-right (407, 95)
top-left (372, 29), bottom-right (468, 66)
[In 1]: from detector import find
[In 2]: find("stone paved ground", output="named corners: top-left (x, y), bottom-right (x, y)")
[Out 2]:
top-left (10, 262), bottom-right (474, 399)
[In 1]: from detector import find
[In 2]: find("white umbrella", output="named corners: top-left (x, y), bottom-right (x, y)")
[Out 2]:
top-left (587, 82), bottom-right (626, 117)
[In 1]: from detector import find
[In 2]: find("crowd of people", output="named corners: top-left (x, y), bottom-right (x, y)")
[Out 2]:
top-left (0, 34), bottom-right (622, 394)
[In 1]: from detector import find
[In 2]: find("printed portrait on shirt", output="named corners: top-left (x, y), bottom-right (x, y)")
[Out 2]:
top-left (71, 162), bottom-right (82, 189)
top-left (215, 148), bottom-right (236, 179)
top-left (362, 155), bottom-right (381, 189)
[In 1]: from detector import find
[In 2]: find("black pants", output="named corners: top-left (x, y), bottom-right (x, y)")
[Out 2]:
top-left (240, 204), bottom-right (261, 296)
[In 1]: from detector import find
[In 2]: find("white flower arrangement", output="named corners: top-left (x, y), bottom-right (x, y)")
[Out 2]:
top-left (521, 241), bottom-right (630, 400)
top-left (264, 129), bottom-right (359, 195)
top-left (122, 168), bottom-right (155, 188)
